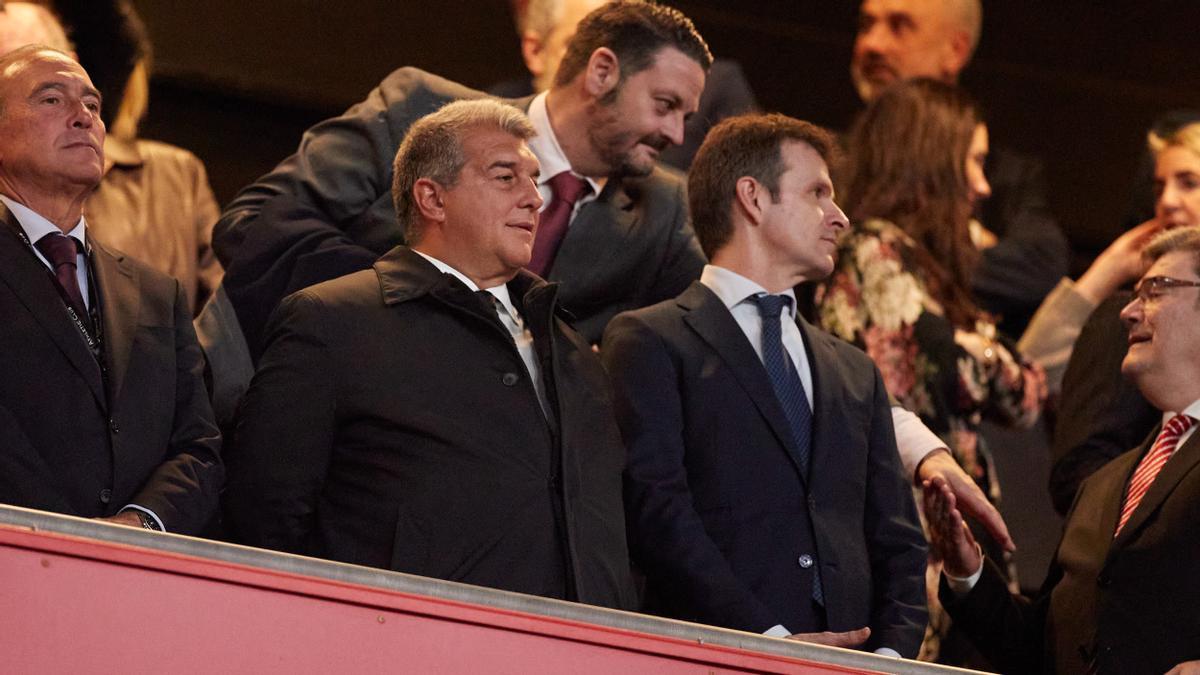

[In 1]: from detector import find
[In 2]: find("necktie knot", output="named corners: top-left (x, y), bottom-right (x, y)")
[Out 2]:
top-left (1164, 413), bottom-right (1197, 438)
top-left (548, 171), bottom-right (590, 205)
top-left (35, 232), bottom-right (81, 269)
top-left (752, 293), bottom-right (792, 320)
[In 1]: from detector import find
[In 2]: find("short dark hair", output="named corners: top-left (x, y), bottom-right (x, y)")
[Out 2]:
top-left (688, 113), bottom-right (836, 259)
top-left (553, 0), bottom-right (711, 89)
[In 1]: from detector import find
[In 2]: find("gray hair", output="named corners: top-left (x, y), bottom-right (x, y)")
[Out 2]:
top-left (391, 98), bottom-right (536, 243)
top-left (1144, 226), bottom-right (1200, 277)
top-left (519, 0), bottom-right (566, 37)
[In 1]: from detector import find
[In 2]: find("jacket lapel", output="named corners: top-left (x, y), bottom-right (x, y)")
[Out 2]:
top-left (0, 210), bottom-right (106, 409)
top-left (679, 282), bottom-right (807, 484)
top-left (1111, 426), bottom-right (1200, 549)
top-left (547, 178), bottom-right (636, 286)
top-left (797, 317), bottom-right (840, 485)
top-left (91, 239), bottom-right (140, 406)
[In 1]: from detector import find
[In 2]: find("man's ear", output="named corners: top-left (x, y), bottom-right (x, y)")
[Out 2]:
top-left (942, 28), bottom-right (973, 81)
top-left (582, 47), bottom-right (620, 99)
top-left (413, 178), bottom-right (446, 223)
top-left (734, 176), bottom-right (766, 225)
top-left (521, 31), bottom-right (547, 79)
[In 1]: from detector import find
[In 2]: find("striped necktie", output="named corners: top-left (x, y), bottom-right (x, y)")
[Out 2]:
top-left (1114, 413), bottom-right (1196, 537)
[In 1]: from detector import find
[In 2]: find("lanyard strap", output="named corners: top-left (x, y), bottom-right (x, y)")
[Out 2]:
top-left (10, 224), bottom-right (105, 359)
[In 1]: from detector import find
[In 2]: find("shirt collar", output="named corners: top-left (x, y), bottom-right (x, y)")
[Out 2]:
top-left (103, 135), bottom-right (144, 173)
top-left (1165, 399), bottom-right (1200, 427)
top-left (699, 264), bottom-right (797, 319)
top-left (0, 195), bottom-right (88, 248)
top-left (525, 91), bottom-right (603, 196)
top-left (413, 249), bottom-right (522, 323)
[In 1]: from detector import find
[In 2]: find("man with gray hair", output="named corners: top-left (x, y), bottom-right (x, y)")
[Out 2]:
top-left (225, 99), bottom-right (636, 610)
top-left (851, 0), bottom-right (1068, 337)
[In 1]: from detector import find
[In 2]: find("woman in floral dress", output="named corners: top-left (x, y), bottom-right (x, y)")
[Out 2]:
top-left (817, 79), bottom-right (1046, 662)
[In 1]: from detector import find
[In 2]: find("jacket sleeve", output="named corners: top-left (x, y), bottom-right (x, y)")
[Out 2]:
top-left (223, 290), bottom-right (336, 552)
top-left (602, 312), bottom-right (779, 633)
top-left (129, 280), bottom-right (224, 535)
top-left (861, 363), bottom-right (930, 657)
top-left (939, 558), bottom-right (1051, 674)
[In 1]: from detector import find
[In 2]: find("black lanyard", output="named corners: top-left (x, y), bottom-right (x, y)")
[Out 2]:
top-left (11, 224), bottom-right (105, 360)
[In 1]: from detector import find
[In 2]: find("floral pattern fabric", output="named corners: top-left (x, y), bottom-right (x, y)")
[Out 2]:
top-left (817, 218), bottom-right (1046, 501)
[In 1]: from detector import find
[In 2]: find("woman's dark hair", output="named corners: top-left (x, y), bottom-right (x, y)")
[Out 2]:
top-left (841, 78), bottom-right (984, 328)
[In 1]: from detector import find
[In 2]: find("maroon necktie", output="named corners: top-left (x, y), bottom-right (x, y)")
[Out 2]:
top-left (34, 232), bottom-right (88, 318)
top-left (1114, 413), bottom-right (1196, 537)
top-left (528, 171), bottom-right (591, 277)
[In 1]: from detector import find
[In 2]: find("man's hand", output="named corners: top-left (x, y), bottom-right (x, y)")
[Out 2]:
top-left (917, 449), bottom-right (1015, 552)
top-left (923, 476), bottom-right (983, 579)
top-left (96, 511), bottom-right (144, 528)
top-left (786, 627), bottom-right (870, 649)
top-left (1166, 661), bottom-right (1200, 675)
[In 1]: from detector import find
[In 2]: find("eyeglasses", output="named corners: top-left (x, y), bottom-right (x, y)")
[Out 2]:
top-left (1132, 275), bottom-right (1200, 303)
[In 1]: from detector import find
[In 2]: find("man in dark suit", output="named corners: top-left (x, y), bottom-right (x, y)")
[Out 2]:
top-left (210, 0), bottom-right (709, 361)
top-left (927, 226), bottom-right (1200, 674)
top-left (225, 99), bottom-right (636, 609)
top-left (851, 0), bottom-right (1068, 336)
top-left (602, 114), bottom-right (927, 655)
top-left (0, 45), bottom-right (222, 533)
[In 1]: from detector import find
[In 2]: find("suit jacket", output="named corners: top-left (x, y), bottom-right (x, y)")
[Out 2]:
top-left (224, 246), bottom-right (636, 609)
top-left (0, 206), bottom-right (222, 534)
top-left (601, 282), bottom-right (927, 655)
top-left (212, 67), bottom-right (704, 356)
top-left (944, 426), bottom-right (1200, 674)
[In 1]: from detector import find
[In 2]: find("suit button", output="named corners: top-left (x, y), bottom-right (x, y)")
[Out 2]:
top-left (807, 496), bottom-right (817, 509)
top-left (109, 419), bottom-right (120, 434)
top-left (501, 372), bottom-right (520, 386)
top-left (1097, 574), bottom-right (1111, 588)
top-left (99, 488), bottom-right (112, 504)
top-left (797, 554), bottom-right (814, 569)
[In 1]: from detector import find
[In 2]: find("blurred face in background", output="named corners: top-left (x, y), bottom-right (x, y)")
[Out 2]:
top-left (851, 0), bottom-right (968, 102)
top-left (1154, 145), bottom-right (1200, 229)
top-left (965, 123), bottom-right (991, 209)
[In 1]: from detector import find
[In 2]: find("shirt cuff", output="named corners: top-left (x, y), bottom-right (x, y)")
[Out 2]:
top-left (763, 624), bottom-right (791, 638)
top-left (874, 647), bottom-right (902, 658)
top-left (943, 556), bottom-right (984, 596)
top-left (120, 504), bottom-right (166, 532)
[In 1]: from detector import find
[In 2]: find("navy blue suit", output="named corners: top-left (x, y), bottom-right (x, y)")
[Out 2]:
top-left (602, 281), bottom-right (926, 655)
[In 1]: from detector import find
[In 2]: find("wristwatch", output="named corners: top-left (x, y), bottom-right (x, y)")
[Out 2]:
top-left (133, 510), bottom-right (162, 531)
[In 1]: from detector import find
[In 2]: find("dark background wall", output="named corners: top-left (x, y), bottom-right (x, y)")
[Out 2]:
top-left (132, 0), bottom-right (1200, 267)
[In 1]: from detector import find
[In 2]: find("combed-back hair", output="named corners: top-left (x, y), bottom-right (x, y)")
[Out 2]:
top-left (688, 113), bottom-right (836, 260)
top-left (391, 99), bottom-right (536, 244)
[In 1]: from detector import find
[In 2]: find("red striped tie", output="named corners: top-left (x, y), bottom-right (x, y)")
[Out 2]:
top-left (1114, 413), bottom-right (1196, 537)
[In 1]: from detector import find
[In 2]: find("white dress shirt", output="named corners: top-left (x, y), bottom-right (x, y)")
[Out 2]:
top-left (414, 251), bottom-right (547, 414)
top-left (525, 91), bottom-right (602, 220)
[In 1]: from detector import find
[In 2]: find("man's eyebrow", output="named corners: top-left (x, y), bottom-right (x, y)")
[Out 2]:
top-left (488, 159), bottom-right (519, 170)
top-left (30, 81), bottom-right (102, 104)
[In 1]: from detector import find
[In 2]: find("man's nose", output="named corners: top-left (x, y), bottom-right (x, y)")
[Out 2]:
top-left (1119, 295), bottom-right (1143, 326)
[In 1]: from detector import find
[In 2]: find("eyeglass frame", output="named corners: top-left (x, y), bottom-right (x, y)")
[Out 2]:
top-left (1131, 275), bottom-right (1200, 303)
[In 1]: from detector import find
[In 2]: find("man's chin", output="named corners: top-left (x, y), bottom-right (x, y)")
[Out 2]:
top-left (616, 152), bottom-right (657, 178)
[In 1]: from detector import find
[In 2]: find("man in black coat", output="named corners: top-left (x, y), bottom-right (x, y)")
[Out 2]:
top-left (225, 99), bottom-right (636, 609)
top-left (602, 114), bottom-right (927, 654)
top-left (0, 46), bottom-right (222, 533)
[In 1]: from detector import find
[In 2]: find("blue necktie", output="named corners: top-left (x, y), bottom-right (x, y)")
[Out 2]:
top-left (753, 293), bottom-right (823, 606)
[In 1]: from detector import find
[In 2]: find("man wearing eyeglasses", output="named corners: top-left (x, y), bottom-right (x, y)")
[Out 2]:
top-left (923, 226), bottom-right (1200, 674)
